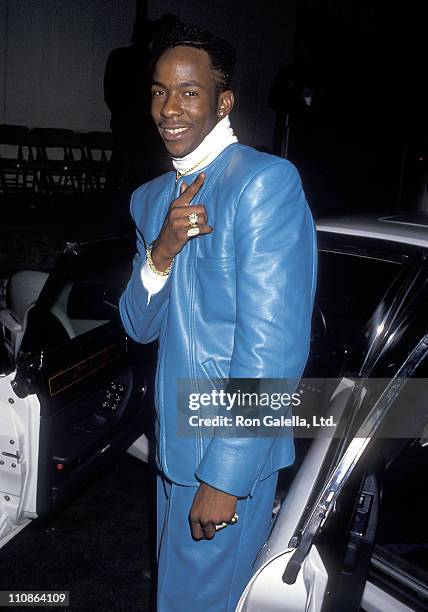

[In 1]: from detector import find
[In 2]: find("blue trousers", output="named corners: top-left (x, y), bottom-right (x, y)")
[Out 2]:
top-left (156, 472), bottom-right (278, 611)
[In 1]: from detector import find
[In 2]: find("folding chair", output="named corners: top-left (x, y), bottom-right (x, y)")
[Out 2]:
top-left (0, 125), bottom-right (37, 193)
top-left (31, 128), bottom-right (86, 194)
top-left (83, 131), bottom-right (113, 192)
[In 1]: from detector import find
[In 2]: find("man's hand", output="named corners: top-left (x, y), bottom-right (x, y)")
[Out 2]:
top-left (189, 482), bottom-right (238, 540)
top-left (151, 173), bottom-right (213, 272)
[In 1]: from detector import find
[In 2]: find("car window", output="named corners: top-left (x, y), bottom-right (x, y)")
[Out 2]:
top-left (309, 251), bottom-right (401, 376)
top-left (317, 250), bottom-right (400, 334)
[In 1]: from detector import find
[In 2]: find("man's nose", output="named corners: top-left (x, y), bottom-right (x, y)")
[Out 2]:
top-left (160, 93), bottom-right (183, 118)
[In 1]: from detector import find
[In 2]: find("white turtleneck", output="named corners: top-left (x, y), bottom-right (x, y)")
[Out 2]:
top-left (141, 115), bottom-right (238, 301)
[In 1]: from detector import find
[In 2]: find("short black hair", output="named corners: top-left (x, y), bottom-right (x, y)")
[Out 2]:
top-left (150, 21), bottom-right (236, 92)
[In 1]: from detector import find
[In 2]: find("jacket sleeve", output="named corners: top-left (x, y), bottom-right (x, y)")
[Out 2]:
top-left (119, 191), bottom-right (171, 344)
top-left (195, 161), bottom-right (317, 496)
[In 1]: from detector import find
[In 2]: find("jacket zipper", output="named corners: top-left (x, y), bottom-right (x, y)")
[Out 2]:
top-left (158, 177), bottom-right (178, 472)
top-left (187, 200), bottom-right (203, 464)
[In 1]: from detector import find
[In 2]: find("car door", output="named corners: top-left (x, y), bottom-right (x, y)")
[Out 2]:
top-left (0, 236), bottom-right (156, 548)
top-left (237, 238), bottom-right (428, 611)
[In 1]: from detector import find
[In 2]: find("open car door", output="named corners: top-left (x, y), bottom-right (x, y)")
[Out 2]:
top-left (0, 237), bottom-right (156, 548)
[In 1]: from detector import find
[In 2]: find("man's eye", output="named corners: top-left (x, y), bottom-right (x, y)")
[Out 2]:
top-left (185, 91), bottom-right (198, 97)
top-left (152, 89), bottom-right (165, 96)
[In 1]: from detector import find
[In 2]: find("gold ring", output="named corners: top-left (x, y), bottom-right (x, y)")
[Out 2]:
top-left (187, 227), bottom-right (200, 237)
top-left (214, 513), bottom-right (239, 531)
top-left (188, 212), bottom-right (199, 227)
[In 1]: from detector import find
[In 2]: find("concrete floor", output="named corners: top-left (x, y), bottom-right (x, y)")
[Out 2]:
top-left (1, 453), bottom-right (156, 611)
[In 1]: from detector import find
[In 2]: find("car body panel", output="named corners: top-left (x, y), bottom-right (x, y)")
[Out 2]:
top-left (0, 372), bottom-right (40, 548)
top-left (237, 546), bottom-right (328, 612)
top-left (317, 212), bottom-right (428, 248)
top-left (361, 581), bottom-right (415, 612)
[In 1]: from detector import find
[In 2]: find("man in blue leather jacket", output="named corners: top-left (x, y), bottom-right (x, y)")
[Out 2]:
top-left (120, 22), bottom-right (317, 612)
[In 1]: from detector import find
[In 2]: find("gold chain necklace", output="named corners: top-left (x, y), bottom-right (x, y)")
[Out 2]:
top-left (175, 152), bottom-right (212, 182)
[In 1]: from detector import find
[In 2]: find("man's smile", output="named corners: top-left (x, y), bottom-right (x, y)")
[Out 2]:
top-left (160, 126), bottom-right (192, 141)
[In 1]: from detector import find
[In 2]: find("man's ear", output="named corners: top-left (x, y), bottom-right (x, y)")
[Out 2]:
top-left (217, 90), bottom-right (234, 119)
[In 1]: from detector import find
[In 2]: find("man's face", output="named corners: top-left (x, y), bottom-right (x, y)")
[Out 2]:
top-left (151, 45), bottom-right (231, 158)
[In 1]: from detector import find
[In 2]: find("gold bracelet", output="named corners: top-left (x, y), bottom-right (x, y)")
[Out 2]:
top-left (146, 243), bottom-right (174, 276)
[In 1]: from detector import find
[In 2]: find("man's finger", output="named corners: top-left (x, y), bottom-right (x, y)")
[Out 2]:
top-left (181, 173), bottom-right (205, 203)
top-left (194, 224), bottom-right (214, 235)
top-left (190, 519), bottom-right (205, 540)
top-left (171, 173), bottom-right (205, 208)
top-left (201, 521), bottom-right (216, 540)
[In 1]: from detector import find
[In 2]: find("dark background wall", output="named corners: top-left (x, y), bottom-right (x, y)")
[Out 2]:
top-left (288, 0), bottom-right (427, 211)
top-left (0, 0), bottom-right (426, 213)
top-left (0, 0), bottom-right (135, 131)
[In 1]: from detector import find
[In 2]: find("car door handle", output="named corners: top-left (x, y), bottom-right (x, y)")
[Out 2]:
top-left (2, 451), bottom-right (21, 462)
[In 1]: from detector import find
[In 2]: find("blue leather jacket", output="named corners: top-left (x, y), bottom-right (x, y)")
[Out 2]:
top-left (120, 143), bottom-right (317, 497)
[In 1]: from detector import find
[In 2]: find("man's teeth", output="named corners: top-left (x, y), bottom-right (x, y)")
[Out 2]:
top-left (165, 127), bottom-right (189, 134)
